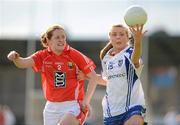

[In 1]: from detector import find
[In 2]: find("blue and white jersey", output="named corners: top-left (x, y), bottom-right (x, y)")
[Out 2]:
top-left (101, 45), bottom-right (145, 117)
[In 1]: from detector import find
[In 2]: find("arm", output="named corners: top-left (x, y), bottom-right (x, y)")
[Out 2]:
top-left (130, 25), bottom-right (146, 68)
top-left (77, 71), bottom-right (107, 86)
top-left (82, 70), bottom-right (97, 110)
top-left (96, 74), bottom-right (107, 86)
top-left (7, 51), bottom-right (34, 68)
top-left (83, 70), bottom-right (97, 105)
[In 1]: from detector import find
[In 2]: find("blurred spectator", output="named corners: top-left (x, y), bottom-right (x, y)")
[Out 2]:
top-left (0, 105), bottom-right (5, 125)
top-left (163, 107), bottom-right (179, 125)
top-left (2, 105), bottom-right (16, 125)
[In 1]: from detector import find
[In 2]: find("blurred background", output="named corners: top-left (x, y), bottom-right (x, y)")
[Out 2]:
top-left (0, 0), bottom-right (180, 125)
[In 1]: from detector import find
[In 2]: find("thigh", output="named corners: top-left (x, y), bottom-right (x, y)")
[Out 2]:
top-left (124, 115), bottom-right (144, 125)
top-left (104, 115), bottom-right (124, 125)
top-left (43, 110), bottom-right (62, 125)
top-left (43, 101), bottom-right (81, 125)
top-left (58, 113), bottom-right (79, 125)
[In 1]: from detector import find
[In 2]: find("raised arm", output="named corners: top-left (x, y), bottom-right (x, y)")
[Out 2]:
top-left (7, 50), bottom-right (34, 68)
top-left (129, 25), bottom-right (146, 68)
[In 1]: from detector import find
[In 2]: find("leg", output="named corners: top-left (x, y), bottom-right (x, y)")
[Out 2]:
top-left (103, 114), bottom-right (124, 125)
top-left (124, 115), bottom-right (144, 125)
top-left (58, 113), bottom-right (79, 125)
top-left (43, 110), bottom-right (61, 125)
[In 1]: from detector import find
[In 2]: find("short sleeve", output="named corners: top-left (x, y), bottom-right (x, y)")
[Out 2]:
top-left (69, 48), bottom-right (96, 75)
top-left (31, 50), bottom-right (44, 72)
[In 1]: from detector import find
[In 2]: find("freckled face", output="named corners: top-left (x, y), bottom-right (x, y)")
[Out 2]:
top-left (109, 27), bottom-right (129, 51)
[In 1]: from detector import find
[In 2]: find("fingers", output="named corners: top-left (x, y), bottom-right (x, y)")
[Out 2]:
top-left (87, 105), bottom-right (92, 117)
top-left (129, 24), bottom-right (144, 32)
top-left (143, 30), bottom-right (148, 36)
top-left (80, 103), bottom-right (89, 116)
top-left (7, 51), bottom-right (20, 61)
top-left (129, 26), bottom-right (136, 33)
top-left (129, 25), bottom-right (147, 38)
top-left (139, 24), bottom-right (143, 32)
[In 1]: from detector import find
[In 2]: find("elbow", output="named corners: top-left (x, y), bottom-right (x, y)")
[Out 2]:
top-left (14, 63), bottom-right (29, 69)
top-left (134, 63), bottom-right (140, 68)
top-left (132, 58), bottom-right (140, 68)
top-left (14, 62), bottom-right (27, 69)
top-left (87, 71), bottom-right (97, 85)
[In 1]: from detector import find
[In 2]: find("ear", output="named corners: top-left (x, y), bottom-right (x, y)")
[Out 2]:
top-left (46, 38), bottom-right (51, 46)
top-left (108, 32), bottom-right (111, 39)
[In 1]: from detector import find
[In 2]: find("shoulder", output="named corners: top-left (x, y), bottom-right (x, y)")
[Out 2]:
top-left (124, 46), bottom-right (133, 58)
top-left (125, 46), bottom-right (133, 54)
top-left (38, 49), bottom-right (49, 55)
top-left (69, 47), bottom-right (82, 54)
top-left (32, 48), bottom-right (50, 59)
top-left (68, 47), bottom-right (86, 59)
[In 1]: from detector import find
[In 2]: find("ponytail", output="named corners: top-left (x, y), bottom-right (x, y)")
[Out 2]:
top-left (40, 33), bottom-right (48, 48)
top-left (99, 42), bottom-right (113, 60)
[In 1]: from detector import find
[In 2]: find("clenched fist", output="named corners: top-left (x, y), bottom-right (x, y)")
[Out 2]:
top-left (7, 51), bottom-right (20, 61)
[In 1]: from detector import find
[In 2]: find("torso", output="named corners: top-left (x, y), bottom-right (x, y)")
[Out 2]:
top-left (101, 46), bottom-right (145, 117)
top-left (31, 44), bottom-right (96, 102)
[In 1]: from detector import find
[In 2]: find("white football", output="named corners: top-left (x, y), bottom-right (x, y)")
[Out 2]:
top-left (124, 5), bottom-right (147, 26)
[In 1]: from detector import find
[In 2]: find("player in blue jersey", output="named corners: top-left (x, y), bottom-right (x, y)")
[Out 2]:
top-left (78, 24), bottom-right (147, 125)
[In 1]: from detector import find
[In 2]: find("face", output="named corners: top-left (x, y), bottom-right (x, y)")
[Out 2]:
top-left (47, 29), bottom-right (66, 54)
top-left (109, 26), bottom-right (129, 51)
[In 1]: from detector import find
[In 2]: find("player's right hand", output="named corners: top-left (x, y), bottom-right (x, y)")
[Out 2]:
top-left (7, 51), bottom-right (20, 61)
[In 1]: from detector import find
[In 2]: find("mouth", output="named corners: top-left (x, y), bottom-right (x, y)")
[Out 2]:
top-left (57, 43), bottom-right (64, 46)
top-left (116, 41), bottom-right (122, 45)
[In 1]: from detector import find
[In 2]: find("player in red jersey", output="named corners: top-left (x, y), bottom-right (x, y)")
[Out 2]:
top-left (7, 24), bottom-right (97, 125)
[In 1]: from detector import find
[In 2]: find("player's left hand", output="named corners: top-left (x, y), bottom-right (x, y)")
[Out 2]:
top-left (129, 24), bottom-right (147, 42)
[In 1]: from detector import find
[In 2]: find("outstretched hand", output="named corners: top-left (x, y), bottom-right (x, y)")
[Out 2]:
top-left (129, 24), bottom-right (147, 43)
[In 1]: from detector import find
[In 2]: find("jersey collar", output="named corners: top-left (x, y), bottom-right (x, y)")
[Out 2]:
top-left (107, 45), bottom-right (130, 56)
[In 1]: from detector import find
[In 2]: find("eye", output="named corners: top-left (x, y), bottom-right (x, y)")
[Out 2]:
top-left (55, 36), bottom-right (60, 39)
top-left (111, 33), bottom-right (117, 37)
top-left (61, 35), bottom-right (65, 39)
top-left (120, 33), bottom-right (125, 36)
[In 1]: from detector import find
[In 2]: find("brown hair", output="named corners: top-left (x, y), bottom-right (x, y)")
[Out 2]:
top-left (99, 24), bottom-right (129, 60)
top-left (40, 24), bottom-right (65, 48)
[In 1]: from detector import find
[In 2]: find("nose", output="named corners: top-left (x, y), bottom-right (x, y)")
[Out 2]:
top-left (59, 37), bottom-right (65, 42)
top-left (116, 35), bottom-right (121, 39)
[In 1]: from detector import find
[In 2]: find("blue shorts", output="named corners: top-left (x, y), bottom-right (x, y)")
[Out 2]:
top-left (103, 105), bottom-right (146, 125)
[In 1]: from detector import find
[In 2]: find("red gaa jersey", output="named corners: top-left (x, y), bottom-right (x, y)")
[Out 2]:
top-left (31, 44), bottom-right (96, 102)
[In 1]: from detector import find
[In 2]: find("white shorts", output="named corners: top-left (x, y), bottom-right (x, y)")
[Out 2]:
top-left (43, 100), bottom-right (81, 125)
